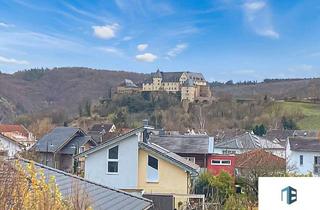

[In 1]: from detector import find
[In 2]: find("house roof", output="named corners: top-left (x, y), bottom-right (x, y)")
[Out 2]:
top-left (214, 132), bottom-right (284, 150)
top-left (212, 129), bottom-right (246, 143)
top-left (185, 72), bottom-right (205, 81)
top-left (76, 127), bottom-right (146, 157)
top-left (293, 130), bottom-right (319, 138)
top-left (89, 123), bottom-right (115, 133)
top-left (11, 158), bottom-right (153, 210)
top-left (235, 149), bottom-right (285, 169)
top-left (288, 137), bottom-right (320, 152)
top-left (265, 129), bottom-right (295, 141)
top-left (0, 124), bottom-right (29, 137)
top-left (149, 135), bottom-right (211, 154)
top-left (33, 127), bottom-right (86, 153)
top-left (0, 133), bottom-right (25, 148)
top-left (139, 142), bottom-right (199, 175)
top-left (60, 136), bottom-right (96, 154)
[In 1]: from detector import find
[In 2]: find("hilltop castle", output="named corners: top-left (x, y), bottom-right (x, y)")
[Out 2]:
top-left (117, 69), bottom-right (212, 102)
top-left (142, 70), bottom-right (212, 102)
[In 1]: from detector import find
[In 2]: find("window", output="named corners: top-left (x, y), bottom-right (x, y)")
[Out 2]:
top-left (314, 156), bottom-right (320, 165)
top-left (147, 155), bottom-right (159, 182)
top-left (300, 155), bottom-right (303, 165)
top-left (211, 159), bottom-right (231, 166)
top-left (107, 146), bottom-right (119, 173)
top-left (184, 157), bottom-right (196, 163)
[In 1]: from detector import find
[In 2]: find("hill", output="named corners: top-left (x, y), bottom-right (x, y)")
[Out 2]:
top-left (277, 101), bottom-right (320, 130)
top-left (0, 67), bottom-right (146, 122)
top-left (213, 78), bottom-right (320, 99)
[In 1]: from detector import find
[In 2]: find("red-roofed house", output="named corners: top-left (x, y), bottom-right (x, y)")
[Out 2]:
top-left (0, 124), bottom-right (36, 148)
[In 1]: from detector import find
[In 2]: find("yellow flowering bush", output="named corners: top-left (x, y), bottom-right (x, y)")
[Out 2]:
top-left (0, 160), bottom-right (92, 210)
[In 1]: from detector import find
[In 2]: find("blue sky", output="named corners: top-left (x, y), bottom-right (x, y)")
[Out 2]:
top-left (0, 0), bottom-right (319, 81)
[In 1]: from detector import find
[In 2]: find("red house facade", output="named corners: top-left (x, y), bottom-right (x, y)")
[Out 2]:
top-left (207, 154), bottom-right (235, 176)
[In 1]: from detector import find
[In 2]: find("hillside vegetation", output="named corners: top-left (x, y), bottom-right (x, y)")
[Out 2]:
top-left (277, 101), bottom-right (320, 130)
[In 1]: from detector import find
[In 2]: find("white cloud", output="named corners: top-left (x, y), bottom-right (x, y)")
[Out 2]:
top-left (123, 36), bottom-right (133, 41)
top-left (98, 47), bottom-right (123, 56)
top-left (0, 55), bottom-right (29, 65)
top-left (257, 29), bottom-right (279, 39)
top-left (135, 53), bottom-right (157, 62)
top-left (167, 43), bottom-right (188, 57)
top-left (243, 1), bottom-right (279, 39)
top-left (92, 23), bottom-right (119, 39)
top-left (0, 22), bottom-right (14, 28)
top-left (137, 44), bottom-right (148, 52)
top-left (244, 1), bottom-right (266, 11)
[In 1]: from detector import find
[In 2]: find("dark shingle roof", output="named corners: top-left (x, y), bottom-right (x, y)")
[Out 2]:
top-left (288, 137), bottom-right (320, 152)
top-left (34, 127), bottom-right (85, 153)
top-left (60, 136), bottom-right (96, 154)
top-left (144, 71), bottom-right (184, 83)
top-left (214, 132), bottom-right (284, 150)
top-left (16, 158), bottom-right (153, 210)
top-left (90, 123), bottom-right (114, 133)
top-left (139, 142), bottom-right (199, 175)
top-left (265, 129), bottom-right (295, 141)
top-left (149, 135), bottom-right (211, 154)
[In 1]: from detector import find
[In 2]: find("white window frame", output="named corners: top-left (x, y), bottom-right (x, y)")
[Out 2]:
top-left (147, 155), bottom-right (159, 183)
top-left (211, 159), bottom-right (231, 166)
top-left (107, 145), bottom-right (119, 174)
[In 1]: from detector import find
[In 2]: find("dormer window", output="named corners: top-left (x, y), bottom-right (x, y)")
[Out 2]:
top-left (107, 145), bottom-right (119, 173)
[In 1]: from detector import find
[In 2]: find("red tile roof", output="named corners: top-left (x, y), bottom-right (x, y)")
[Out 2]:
top-left (235, 149), bottom-right (285, 169)
top-left (0, 124), bottom-right (29, 137)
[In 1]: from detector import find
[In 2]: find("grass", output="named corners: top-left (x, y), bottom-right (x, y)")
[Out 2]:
top-left (278, 101), bottom-right (320, 130)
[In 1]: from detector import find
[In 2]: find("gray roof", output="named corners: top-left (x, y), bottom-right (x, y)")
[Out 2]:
top-left (214, 132), bottom-right (284, 150)
top-left (34, 127), bottom-right (87, 153)
top-left (16, 158), bottom-right (153, 210)
top-left (144, 71), bottom-right (184, 83)
top-left (60, 136), bottom-right (96, 154)
top-left (90, 123), bottom-right (114, 133)
top-left (185, 72), bottom-right (205, 81)
top-left (149, 135), bottom-right (211, 154)
top-left (265, 129), bottom-right (295, 141)
top-left (293, 130), bottom-right (319, 138)
top-left (288, 137), bottom-right (320, 152)
top-left (139, 142), bottom-right (199, 175)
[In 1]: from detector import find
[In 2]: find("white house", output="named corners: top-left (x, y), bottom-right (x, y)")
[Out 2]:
top-left (0, 133), bottom-right (24, 157)
top-left (76, 126), bottom-right (200, 207)
top-left (214, 132), bottom-right (285, 158)
top-left (286, 137), bottom-right (320, 176)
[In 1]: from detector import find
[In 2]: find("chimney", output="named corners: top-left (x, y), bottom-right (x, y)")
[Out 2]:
top-left (143, 119), bottom-right (149, 127)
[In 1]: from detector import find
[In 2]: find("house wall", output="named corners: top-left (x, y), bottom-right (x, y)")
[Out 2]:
top-left (214, 148), bottom-right (285, 158)
top-left (286, 144), bottom-right (320, 175)
top-left (0, 136), bottom-right (22, 157)
top-left (84, 135), bottom-right (139, 189)
top-left (207, 154), bottom-right (235, 176)
top-left (177, 153), bottom-right (207, 168)
top-left (137, 149), bottom-right (189, 194)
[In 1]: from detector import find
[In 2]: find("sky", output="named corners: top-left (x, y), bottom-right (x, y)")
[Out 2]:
top-left (0, 0), bottom-right (320, 81)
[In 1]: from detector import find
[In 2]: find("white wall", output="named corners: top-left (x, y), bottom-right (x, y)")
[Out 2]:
top-left (0, 136), bottom-right (22, 157)
top-left (85, 134), bottom-right (139, 189)
top-left (214, 147), bottom-right (285, 158)
top-left (286, 144), bottom-right (320, 175)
